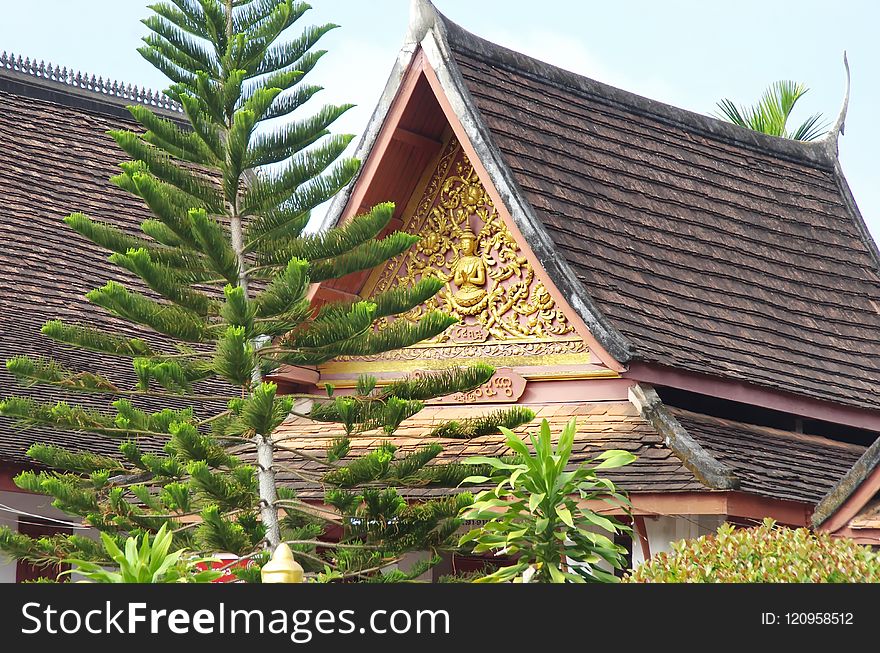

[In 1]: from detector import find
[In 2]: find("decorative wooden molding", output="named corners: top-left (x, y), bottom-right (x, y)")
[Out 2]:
top-left (363, 139), bottom-right (578, 345)
top-left (0, 51), bottom-right (182, 112)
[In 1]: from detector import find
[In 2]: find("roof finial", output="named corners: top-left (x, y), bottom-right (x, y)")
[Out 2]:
top-left (407, 0), bottom-right (438, 45)
top-left (821, 52), bottom-right (851, 155)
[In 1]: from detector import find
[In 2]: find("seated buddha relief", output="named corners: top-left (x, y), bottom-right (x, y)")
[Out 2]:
top-left (449, 228), bottom-right (488, 311)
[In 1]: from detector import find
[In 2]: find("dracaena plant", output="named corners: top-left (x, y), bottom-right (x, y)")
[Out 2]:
top-left (62, 524), bottom-right (222, 583)
top-left (459, 418), bottom-right (634, 583)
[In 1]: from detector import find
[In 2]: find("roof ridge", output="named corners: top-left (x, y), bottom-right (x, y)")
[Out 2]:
top-left (0, 50), bottom-right (182, 115)
top-left (628, 384), bottom-right (739, 490)
top-left (812, 434), bottom-right (880, 527)
top-left (434, 10), bottom-right (839, 171)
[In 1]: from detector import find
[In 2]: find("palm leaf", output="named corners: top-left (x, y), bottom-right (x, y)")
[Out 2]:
top-left (714, 79), bottom-right (828, 141)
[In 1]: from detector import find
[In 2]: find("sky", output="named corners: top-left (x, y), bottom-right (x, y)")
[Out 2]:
top-left (1, 0), bottom-right (878, 237)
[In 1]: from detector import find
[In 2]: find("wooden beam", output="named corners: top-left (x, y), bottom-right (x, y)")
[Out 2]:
top-left (579, 492), bottom-right (728, 516)
top-left (816, 465), bottom-right (880, 533)
top-left (633, 515), bottom-right (652, 560)
top-left (0, 465), bottom-right (26, 493)
top-left (580, 491), bottom-right (811, 527)
top-left (627, 362), bottom-right (880, 433)
top-left (266, 364), bottom-right (320, 386)
top-left (392, 127), bottom-right (444, 151)
top-left (313, 285), bottom-right (361, 304)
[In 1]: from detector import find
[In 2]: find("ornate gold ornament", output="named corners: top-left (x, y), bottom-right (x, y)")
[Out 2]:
top-left (368, 139), bottom-right (576, 345)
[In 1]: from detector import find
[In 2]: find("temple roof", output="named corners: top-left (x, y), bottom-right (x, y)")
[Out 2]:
top-left (347, 1), bottom-right (880, 412)
top-left (271, 401), bottom-right (864, 506)
top-left (672, 409), bottom-right (865, 505)
top-left (0, 65), bottom-right (190, 466)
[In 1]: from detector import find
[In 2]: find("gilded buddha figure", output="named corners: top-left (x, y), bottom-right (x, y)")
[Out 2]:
top-left (450, 228), bottom-right (487, 309)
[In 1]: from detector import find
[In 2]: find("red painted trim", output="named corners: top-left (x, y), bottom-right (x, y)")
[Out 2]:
top-left (626, 362), bottom-right (880, 432)
top-left (392, 127), bottom-right (444, 151)
top-left (313, 286), bottom-right (361, 304)
top-left (583, 491), bottom-right (811, 526)
top-left (266, 364), bottom-right (320, 386)
top-left (725, 492), bottom-right (812, 527)
top-left (340, 50), bottom-right (430, 226)
top-left (305, 50), bottom-right (431, 306)
top-left (0, 465), bottom-right (26, 493)
top-left (817, 465), bottom-right (880, 533)
top-left (519, 377), bottom-right (632, 403)
top-left (828, 526), bottom-right (880, 545)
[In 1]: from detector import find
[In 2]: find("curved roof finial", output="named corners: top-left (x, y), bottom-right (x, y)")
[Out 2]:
top-left (407, 0), bottom-right (439, 45)
top-left (822, 52), bottom-right (851, 154)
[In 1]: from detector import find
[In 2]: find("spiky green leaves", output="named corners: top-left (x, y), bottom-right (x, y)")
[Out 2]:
top-left (253, 256), bottom-right (309, 317)
top-left (86, 281), bottom-right (209, 342)
top-left (167, 421), bottom-right (235, 468)
top-left (239, 382), bottom-right (292, 436)
top-left (255, 202), bottom-right (393, 262)
top-left (27, 445), bottom-right (124, 475)
top-left (307, 231), bottom-right (420, 283)
top-left (189, 209), bottom-right (240, 284)
top-left (428, 407), bottom-right (537, 440)
top-left (7, 356), bottom-right (119, 392)
top-left (110, 248), bottom-right (216, 316)
top-left (41, 321), bottom-right (154, 357)
top-left (109, 130), bottom-right (223, 211)
top-left (715, 81), bottom-right (829, 142)
top-left (385, 365), bottom-right (495, 401)
top-left (214, 326), bottom-right (255, 386)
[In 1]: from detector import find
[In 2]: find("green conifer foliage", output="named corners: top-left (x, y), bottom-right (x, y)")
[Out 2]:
top-left (0, 0), bottom-right (535, 581)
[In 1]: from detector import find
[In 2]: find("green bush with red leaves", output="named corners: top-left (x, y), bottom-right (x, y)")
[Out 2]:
top-left (625, 518), bottom-right (880, 583)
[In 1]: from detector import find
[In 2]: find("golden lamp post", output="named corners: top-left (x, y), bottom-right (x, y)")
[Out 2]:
top-left (260, 543), bottom-right (304, 583)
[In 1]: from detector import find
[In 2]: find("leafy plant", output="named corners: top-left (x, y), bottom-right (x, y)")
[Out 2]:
top-left (62, 524), bottom-right (222, 583)
top-left (459, 418), bottom-right (634, 583)
top-left (625, 518), bottom-right (880, 583)
top-left (715, 80), bottom-right (828, 141)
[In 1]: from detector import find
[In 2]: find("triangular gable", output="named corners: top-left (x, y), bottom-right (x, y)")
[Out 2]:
top-left (321, 135), bottom-right (605, 379)
top-left (306, 36), bottom-right (630, 383)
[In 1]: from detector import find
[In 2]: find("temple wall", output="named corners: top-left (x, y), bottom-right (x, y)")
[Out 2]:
top-left (632, 514), bottom-right (726, 568)
top-left (0, 489), bottom-right (92, 583)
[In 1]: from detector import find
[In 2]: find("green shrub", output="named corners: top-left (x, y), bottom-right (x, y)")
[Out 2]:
top-left (625, 518), bottom-right (880, 583)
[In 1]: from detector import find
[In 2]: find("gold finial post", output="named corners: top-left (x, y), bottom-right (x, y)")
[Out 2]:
top-left (260, 543), bottom-right (304, 583)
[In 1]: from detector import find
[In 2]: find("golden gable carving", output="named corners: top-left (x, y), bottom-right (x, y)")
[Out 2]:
top-left (366, 139), bottom-right (577, 345)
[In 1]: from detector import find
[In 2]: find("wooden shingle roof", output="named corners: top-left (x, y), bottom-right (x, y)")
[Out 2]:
top-left (271, 402), bottom-right (703, 498)
top-left (431, 11), bottom-right (880, 411)
top-left (0, 68), bottom-right (193, 465)
top-left (671, 408), bottom-right (866, 505)
top-left (271, 401), bottom-right (865, 505)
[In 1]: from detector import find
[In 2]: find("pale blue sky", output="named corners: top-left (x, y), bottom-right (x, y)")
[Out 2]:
top-left (2, 1), bottom-right (878, 238)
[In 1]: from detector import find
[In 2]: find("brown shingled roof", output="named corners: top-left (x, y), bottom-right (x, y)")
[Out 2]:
top-left (270, 401), bottom-right (703, 499)
top-left (672, 408), bottom-right (866, 505)
top-left (271, 400), bottom-right (867, 507)
top-left (0, 71), bottom-right (207, 465)
top-left (435, 13), bottom-right (880, 411)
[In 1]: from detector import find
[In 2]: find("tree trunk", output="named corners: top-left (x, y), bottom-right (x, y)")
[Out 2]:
top-left (226, 0), bottom-right (280, 551)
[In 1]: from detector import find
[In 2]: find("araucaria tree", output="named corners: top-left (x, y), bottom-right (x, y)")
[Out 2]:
top-left (0, 0), bottom-right (531, 580)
